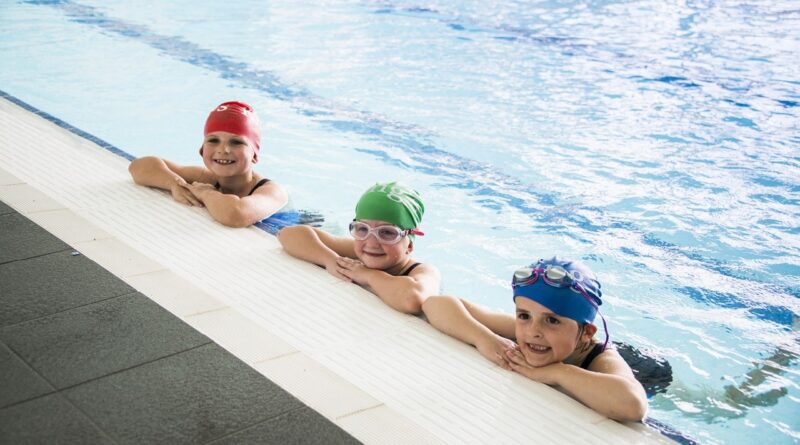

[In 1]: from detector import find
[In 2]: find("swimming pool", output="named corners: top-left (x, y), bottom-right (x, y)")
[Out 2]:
top-left (2, 1), bottom-right (798, 443)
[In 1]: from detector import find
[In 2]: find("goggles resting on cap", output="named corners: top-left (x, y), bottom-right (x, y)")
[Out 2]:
top-left (512, 261), bottom-right (608, 350)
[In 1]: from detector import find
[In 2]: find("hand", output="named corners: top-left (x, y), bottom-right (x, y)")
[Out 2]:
top-left (504, 346), bottom-right (559, 384)
top-left (186, 181), bottom-right (218, 200)
top-left (475, 335), bottom-right (518, 370)
top-left (170, 178), bottom-right (203, 207)
top-left (323, 256), bottom-right (352, 282)
top-left (335, 256), bottom-right (372, 286)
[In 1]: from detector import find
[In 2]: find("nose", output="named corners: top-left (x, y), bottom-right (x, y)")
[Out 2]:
top-left (364, 232), bottom-right (382, 247)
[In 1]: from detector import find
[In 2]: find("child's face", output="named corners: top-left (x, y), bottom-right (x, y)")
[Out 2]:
top-left (514, 297), bottom-right (582, 367)
top-left (352, 219), bottom-right (413, 271)
top-left (200, 131), bottom-right (257, 177)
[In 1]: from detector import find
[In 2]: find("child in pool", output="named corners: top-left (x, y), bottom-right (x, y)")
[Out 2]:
top-left (422, 256), bottom-right (648, 422)
top-left (278, 182), bottom-right (441, 314)
top-left (128, 101), bottom-right (288, 228)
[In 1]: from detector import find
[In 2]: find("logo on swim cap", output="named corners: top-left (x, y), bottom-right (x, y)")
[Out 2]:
top-left (204, 101), bottom-right (261, 151)
top-left (354, 182), bottom-right (425, 237)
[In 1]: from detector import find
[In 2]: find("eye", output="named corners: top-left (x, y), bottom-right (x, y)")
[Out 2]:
top-left (378, 227), bottom-right (399, 239)
top-left (354, 226), bottom-right (369, 236)
top-left (231, 139), bottom-right (246, 146)
top-left (206, 137), bottom-right (220, 144)
top-left (546, 316), bottom-right (560, 325)
top-left (516, 312), bottom-right (529, 321)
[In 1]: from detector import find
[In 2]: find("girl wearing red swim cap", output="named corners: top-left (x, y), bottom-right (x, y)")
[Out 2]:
top-left (422, 256), bottom-right (648, 422)
top-left (129, 101), bottom-right (288, 227)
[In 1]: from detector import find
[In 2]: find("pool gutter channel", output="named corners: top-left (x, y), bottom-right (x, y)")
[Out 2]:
top-left (0, 96), bottom-right (674, 444)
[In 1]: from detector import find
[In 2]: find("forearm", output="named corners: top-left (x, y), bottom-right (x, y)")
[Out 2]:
top-left (128, 157), bottom-right (183, 190)
top-left (363, 271), bottom-right (427, 314)
top-left (423, 296), bottom-right (500, 345)
top-left (551, 365), bottom-right (647, 422)
top-left (278, 226), bottom-right (340, 266)
top-left (461, 299), bottom-right (516, 339)
top-left (196, 191), bottom-right (253, 227)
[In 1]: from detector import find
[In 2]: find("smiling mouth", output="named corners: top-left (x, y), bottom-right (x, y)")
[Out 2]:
top-left (214, 159), bottom-right (235, 165)
top-left (525, 343), bottom-right (551, 353)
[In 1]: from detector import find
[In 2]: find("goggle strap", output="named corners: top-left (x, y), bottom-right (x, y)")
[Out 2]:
top-left (599, 312), bottom-right (609, 351)
top-left (408, 228), bottom-right (424, 236)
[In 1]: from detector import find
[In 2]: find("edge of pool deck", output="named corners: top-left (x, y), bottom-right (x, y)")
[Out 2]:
top-left (0, 94), bottom-right (676, 444)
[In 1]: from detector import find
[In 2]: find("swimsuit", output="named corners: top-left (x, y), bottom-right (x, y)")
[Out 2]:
top-left (400, 262), bottom-right (422, 276)
top-left (214, 178), bottom-right (270, 196)
top-left (579, 342), bottom-right (606, 370)
top-left (580, 342), bottom-right (673, 397)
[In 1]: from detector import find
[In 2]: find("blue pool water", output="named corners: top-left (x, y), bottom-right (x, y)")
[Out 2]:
top-left (2, 1), bottom-right (799, 443)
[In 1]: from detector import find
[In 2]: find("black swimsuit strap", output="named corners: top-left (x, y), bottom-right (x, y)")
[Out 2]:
top-left (213, 178), bottom-right (270, 196)
top-left (400, 262), bottom-right (422, 276)
top-left (248, 178), bottom-right (270, 196)
top-left (579, 343), bottom-right (606, 370)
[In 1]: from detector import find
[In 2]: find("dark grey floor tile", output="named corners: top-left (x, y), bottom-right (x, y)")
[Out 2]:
top-left (64, 343), bottom-right (305, 445)
top-left (0, 393), bottom-right (112, 445)
top-left (0, 294), bottom-right (210, 389)
top-left (0, 213), bottom-right (69, 264)
top-left (0, 250), bottom-right (136, 327)
top-left (0, 200), bottom-right (13, 215)
top-left (0, 341), bottom-right (54, 409)
top-left (209, 406), bottom-right (361, 445)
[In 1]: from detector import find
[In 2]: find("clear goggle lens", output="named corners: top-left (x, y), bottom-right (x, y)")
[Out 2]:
top-left (349, 221), bottom-right (407, 245)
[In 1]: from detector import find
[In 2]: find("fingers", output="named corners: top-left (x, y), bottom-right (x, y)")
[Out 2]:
top-left (504, 347), bottom-right (526, 365)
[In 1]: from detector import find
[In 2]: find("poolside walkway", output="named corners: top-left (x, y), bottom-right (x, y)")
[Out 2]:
top-left (0, 200), bottom-right (359, 444)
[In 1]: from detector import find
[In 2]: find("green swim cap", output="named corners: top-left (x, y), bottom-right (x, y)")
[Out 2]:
top-left (354, 182), bottom-right (425, 237)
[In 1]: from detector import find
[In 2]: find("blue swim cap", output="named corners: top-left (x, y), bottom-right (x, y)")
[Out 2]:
top-left (512, 256), bottom-right (603, 325)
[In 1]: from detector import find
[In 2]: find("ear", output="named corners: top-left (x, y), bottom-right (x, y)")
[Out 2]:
top-left (199, 146), bottom-right (203, 157)
top-left (406, 239), bottom-right (414, 255)
top-left (252, 150), bottom-right (259, 164)
top-left (582, 323), bottom-right (598, 341)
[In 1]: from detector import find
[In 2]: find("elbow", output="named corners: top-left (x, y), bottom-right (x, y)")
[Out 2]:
top-left (128, 158), bottom-right (145, 183)
top-left (399, 291), bottom-right (425, 315)
top-left (609, 393), bottom-right (648, 423)
top-left (216, 208), bottom-right (255, 228)
top-left (277, 225), bottom-right (304, 246)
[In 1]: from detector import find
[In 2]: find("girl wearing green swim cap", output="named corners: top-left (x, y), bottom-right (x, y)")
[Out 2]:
top-left (422, 256), bottom-right (648, 422)
top-left (278, 182), bottom-right (441, 314)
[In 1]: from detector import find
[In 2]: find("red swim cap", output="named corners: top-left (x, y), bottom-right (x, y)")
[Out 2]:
top-left (204, 101), bottom-right (261, 151)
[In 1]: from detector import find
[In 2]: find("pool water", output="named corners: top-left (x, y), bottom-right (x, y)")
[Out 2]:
top-left (2, 1), bottom-right (798, 443)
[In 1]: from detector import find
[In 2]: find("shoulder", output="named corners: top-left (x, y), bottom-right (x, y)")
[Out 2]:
top-left (588, 346), bottom-right (636, 378)
top-left (250, 178), bottom-right (288, 200)
top-left (406, 262), bottom-right (441, 285)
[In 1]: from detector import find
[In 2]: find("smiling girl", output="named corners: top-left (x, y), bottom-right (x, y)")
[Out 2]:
top-left (422, 256), bottom-right (648, 422)
top-left (277, 182), bottom-right (440, 314)
top-left (128, 101), bottom-right (288, 227)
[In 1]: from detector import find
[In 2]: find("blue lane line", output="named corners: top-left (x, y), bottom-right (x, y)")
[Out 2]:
top-left (20, 0), bottom-right (800, 319)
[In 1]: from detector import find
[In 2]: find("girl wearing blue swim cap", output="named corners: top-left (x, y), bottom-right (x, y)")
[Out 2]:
top-left (423, 256), bottom-right (648, 422)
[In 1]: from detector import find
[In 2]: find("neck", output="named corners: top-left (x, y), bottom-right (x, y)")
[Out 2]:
top-left (565, 338), bottom-right (598, 366)
top-left (215, 171), bottom-right (258, 197)
top-left (385, 257), bottom-right (414, 276)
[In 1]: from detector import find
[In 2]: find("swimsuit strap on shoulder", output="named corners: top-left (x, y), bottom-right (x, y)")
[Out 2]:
top-left (579, 342), bottom-right (606, 370)
top-left (248, 178), bottom-right (270, 196)
top-left (400, 262), bottom-right (422, 276)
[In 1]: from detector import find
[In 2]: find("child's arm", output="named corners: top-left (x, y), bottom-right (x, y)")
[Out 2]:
top-left (128, 157), bottom-right (209, 206)
top-left (337, 259), bottom-right (441, 314)
top-left (422, 295), bottom-right (517, 366)
top-left (277, 225), bottom-right (356, 280)
top-left (185, 181), bottom-right (288, 228)
top-left (505, 348), bottom-right (648, 422)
